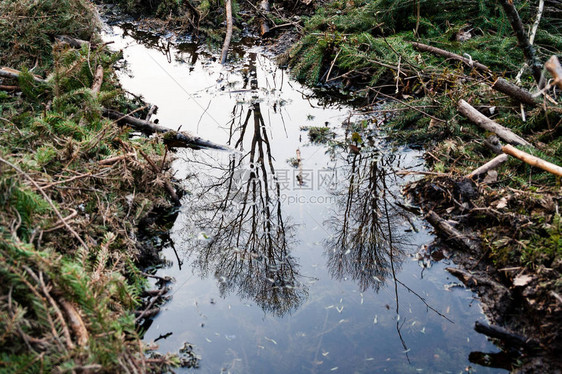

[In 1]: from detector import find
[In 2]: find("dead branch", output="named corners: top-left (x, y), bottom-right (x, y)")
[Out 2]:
top-left (411, 42), bottom-right (490, 72)
top-left (411, 43), bottom-right (537, 105)
top-left (0, 67), bottom-right (46, 83)
top-left (466, 154), bottom-right (509, 179)
top-left (138, 148), bottom-right (180, 205)
top-left (474, 321), bottom-right (539, 350)
top-left (220, 0), bottom-right (233, 64)
top-left (259, 0), bottom-right (271, 36)
top-left (145, 104), bottom-right (158, 122)
top-left (98, 152), bottom-right (137, 165)
top-left (103, 108), bottom-right (231, 151)
top-left (59, 299), bottom-right (89, 347)
top-left (502, 144), bottom-right (562, 177)
top-left (91, 65), bottom-right (104, 95)
top-left (545, 55), bottom-right (562, 89)
top-left (498, 0), bottom-right (543, 84)
top-left (425, 210), bottom-right (480, 254)
top-left (0, 157), bottom-right (89, 250)
top-left (457, 99), bottom-right (531, 146)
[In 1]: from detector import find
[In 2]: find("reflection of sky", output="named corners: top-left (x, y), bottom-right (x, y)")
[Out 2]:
top-left (103, 26), bottom-right (505, 373)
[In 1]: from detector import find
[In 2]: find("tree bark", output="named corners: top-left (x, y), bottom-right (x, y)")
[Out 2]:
top-left (545, 55), bottom-right (562, 89)
top-left (103, 108), bottom-right (231, 151)
top-left (502, 144), bottom-right (562, 177)
top-left (498, 0), bottom-right (543, 84)
top-left (220, 0), bottom-right (233, 64)
top-left (466, 154), bottom-right (509, 179)
top-left (0, 67), bottom-right (46, 83)
top-left (457, 99), bottom-right (531, 146)
top-left (474, 321), bottom-right (539, 349)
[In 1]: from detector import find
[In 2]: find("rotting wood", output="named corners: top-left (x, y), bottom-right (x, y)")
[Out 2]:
top-left (498, 0), bottom-right (543, 85)
top-left (220, 0), bottom-right (233, 64)
top-left (102, 108), bottom-right (231, 151)
top-left (545, 55), bottom-right (562, 89)
top-left (502, 144), bottom-right (562, 177)
top-left (457, 99), bottom-right (531, 147)
top-left (474, 321), bottom-right (540, 350)
top-left (411, 42), bottom-right (538, 106)
top-left (466, 154), bottom-right (509, 179)
top-left (425, 210), bottom-right (480, 254)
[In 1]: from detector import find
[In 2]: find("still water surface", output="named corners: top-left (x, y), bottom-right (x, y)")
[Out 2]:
top-left (104, 25), bottom-right (505, 373)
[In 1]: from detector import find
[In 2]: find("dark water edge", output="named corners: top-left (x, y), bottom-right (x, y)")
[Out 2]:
top-left (102, 23), bottom-right (508, 374)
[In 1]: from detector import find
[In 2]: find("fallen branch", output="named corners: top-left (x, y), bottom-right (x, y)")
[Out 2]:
top-left (425, 210), bottom-right (480, 254)
top-left (0, 67), bottom-right (46, 83)
top-left (103, 108), bottom-right (231, 151)
top-left (545, 55), bottom-right (562, 89)
top-left (220, 0), bottom-right (233, 64)
top-left (474, 321), bottom-right (539, 350)
top-left (466, 154), bottom-right (509, 179)
top-left (98, 152), bottom-right (136, 165)
top-left (457, 99), bottom-right (531, 146)
top-left (411, 43), bottom-right (537, 106)
top-left (502, 144), bottom-right (562, 177)
top-left (55, 35), bottom-right (90, 49)
top-left (411, 42), bottom-right (490, 72)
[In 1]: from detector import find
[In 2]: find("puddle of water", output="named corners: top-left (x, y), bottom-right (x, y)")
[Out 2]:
top-left (104, 25), bottom-right (507, 373)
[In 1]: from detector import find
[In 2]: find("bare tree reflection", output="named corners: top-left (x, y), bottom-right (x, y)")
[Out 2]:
top-left (325, 147), bottom-right (408, 293)
top-left (178, 53), bottom-right (305, 316)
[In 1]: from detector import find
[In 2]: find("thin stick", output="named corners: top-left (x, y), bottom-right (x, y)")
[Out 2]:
top-left (502, 144), bottom-right (562, 177)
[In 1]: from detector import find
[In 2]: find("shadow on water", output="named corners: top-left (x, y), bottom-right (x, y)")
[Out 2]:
top-left (102, 23), bottom-right (511, 373)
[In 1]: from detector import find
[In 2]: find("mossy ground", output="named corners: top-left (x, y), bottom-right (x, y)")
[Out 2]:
top-left (0, 1), bottom-right (180, 372)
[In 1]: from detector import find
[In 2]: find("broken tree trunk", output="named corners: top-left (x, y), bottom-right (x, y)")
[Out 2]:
top-left (498, 0), bottom-right (543, 85)
top-left (466, 154), bottom-right (509, 179)
top-left (103, 108), bottom-right (231, 151)
top-left (457, 99), bottom-right (531, 147)
top-left (220, 0), bottom-right (233, 64)
top-left (425, 210), bottom-right (480, 254)
top-left (545, 55), bottom-right (562, 89)
top-left (502, 144), bottom-right (562, 177)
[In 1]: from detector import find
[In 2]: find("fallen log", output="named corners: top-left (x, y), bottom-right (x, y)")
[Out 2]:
top-left (474, 321), bottom-right (539, 350)
top-left (220, 0), bottom-right (233, 64)
top-left (457, 99), bottom-right (531, 147)
top-left (425, 210), bottom-right (480, 254)
top-left (545, 55), bottom-right (562, 89)
top-left (502, 144), bottom-right (562, 177)
top-left (102, 108), bottom-right (231, 151)
top-left (466, 154), bottom-right (509, 179)
top-left (411, 43), bottom-right (538, 106)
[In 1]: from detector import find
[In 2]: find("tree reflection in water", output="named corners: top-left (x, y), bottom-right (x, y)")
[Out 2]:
top-left (325, 145), bottom-right (408, 293)
top-left (177, 52), bottom-right (306, 317)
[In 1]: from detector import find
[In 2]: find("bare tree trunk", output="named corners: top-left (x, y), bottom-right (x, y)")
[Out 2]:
top-left (457, 99), bottom-right (531, 146)
top-left (220, 0), bottom-right (233, 64)
top-left (498, 0), bottom-right (543, 84)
